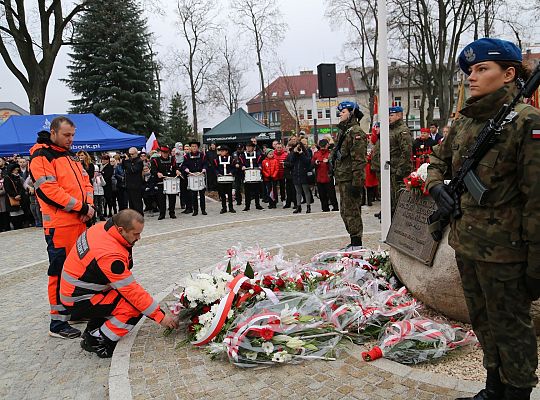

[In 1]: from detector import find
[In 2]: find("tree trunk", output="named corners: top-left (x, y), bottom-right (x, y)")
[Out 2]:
top-left (28, 76), bottom-right (47, 115)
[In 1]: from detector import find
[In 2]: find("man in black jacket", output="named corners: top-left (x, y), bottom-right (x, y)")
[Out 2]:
top-left (182, 141), bottom-right (208, 216)
top-left (122, 147), bottom-right (144, 215)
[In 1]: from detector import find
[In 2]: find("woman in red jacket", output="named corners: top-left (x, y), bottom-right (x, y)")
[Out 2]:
top-left (312, 139), bottom-right (339, 212)
top-left (261, 150), bottom-right (279, 208)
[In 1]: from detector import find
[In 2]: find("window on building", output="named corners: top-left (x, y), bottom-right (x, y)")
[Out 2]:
top-left (300, 90), bottom-right (305, 95)
top-left (307, 109), bottom-right (313, 120)
top-left (318, 109), bottom-right (323, 119)
top-left (434, 97), bottom-right (439, 108)
top-left (284, 91), bottom-right (289, 96)
top-left (343, 87), bottom-right (349, 92)
top-left (413, 95), bottom-right (421, 109)
top-left (325, 108), bottom-right (331, 119)
top-left (268, 110), bottom-right (281, 124)
top-left (338, 88), bottom-right (344, 93)
top-left (393, 76), bottom-right (402, 85)
top-left (271, 92), bottom-right (277, 97)
top-left (394, 96), bottom-right (402, 107)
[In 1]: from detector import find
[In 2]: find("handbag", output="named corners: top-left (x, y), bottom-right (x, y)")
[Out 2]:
top-left (6, 176), bottom-right (21, 207)
top-left (8, 195), bottom-right (20, 207)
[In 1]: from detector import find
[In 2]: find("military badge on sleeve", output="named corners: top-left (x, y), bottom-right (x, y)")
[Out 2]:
top-left (532, 129), bottom-right (540, 140)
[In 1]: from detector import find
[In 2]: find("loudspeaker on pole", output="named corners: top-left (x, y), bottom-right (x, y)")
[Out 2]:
top-left (317, 63), bottom-right (337, 99)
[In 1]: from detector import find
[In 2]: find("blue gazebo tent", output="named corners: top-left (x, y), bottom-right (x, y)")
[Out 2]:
top-left (0, 113), bottom-right (146, 156)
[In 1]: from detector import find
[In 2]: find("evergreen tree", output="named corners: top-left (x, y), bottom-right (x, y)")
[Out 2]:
top-left (65, 0), bottom-right (161, 135)
top-left (161, 93), bottom-right (193, 146)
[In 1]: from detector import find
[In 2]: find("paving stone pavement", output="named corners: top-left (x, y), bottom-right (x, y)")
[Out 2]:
top-left (0, 197), bottom-right (383, 400)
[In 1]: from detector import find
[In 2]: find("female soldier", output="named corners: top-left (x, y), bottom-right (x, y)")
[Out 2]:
top-left (427, 38), bottom-right (540, 400)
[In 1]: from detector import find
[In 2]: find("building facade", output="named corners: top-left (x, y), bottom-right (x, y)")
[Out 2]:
top-left (0, 102), bottom-right (29, 125)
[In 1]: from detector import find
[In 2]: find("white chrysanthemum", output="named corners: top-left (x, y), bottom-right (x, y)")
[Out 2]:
top-left (185, 286), bottom-right (203, 302)
top-left (262, 341), bottom-right (274, 355)
top-left (245, 351), bottom-right (258, 360)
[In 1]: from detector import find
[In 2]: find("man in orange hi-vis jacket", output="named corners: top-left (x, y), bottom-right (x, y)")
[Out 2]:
top-left (60, 209), bottom-right (178, 358)
top-left (29, 116), bottom-right (95, 339)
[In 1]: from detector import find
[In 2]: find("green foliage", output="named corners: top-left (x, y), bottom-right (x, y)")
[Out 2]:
top-left (160, 92), bottom-right (192, 146)
top-left (65, 0), bottom-right (161, 135)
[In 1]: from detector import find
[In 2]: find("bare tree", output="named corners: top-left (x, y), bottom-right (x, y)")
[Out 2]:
top-left (277, 61), bottom-right (301, 134)
top-left (230, 0), bottom-right (287, 126)
top-left (326, 0), bottom-right (379, 125)
top-left (206, 36), bottom-right (246, 115)
top-left (391, 0), bottom-right (473, 127)
top-left (176, 0), bottom-right (218, 139)
top-left (0, 0), bottom-right (87, 114)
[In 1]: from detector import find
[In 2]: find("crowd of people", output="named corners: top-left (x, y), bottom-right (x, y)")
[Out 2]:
top-left (0, 121), bottom-right (450, 232)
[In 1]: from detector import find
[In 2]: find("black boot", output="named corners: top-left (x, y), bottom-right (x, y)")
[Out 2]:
top-left (503, 386), bottom-right (531, 400)
top-left (220, 208), bottom-right (227, 214)
top-left (306, 204), bottom-right (311, 214)
top-left (293, 206), bottom-right (301, 214)
top-left (456, 370), bottom-right (505, 400)
top-left (201, 209), bottom-right (207, 215)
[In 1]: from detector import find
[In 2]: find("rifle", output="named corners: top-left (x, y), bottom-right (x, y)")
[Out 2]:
top-left (329, 127), bottom-right (349, 176)
top-left (428, 63), bottom-right (540, 242)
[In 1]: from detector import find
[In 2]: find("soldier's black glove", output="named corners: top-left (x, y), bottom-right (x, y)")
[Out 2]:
top-left (429, 184), bottom-right (455, 215)
top-left (525, 275), bottom-right (540, 301)
top-left (349, 185), bottom-right (362, 199)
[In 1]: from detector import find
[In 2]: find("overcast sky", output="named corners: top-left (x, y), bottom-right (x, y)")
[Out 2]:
top-left (0, 0), bottom-right (347, 129)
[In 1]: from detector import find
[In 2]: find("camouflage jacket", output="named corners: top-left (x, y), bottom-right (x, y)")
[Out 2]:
top-left (371, 119), bottom-right (413, 179)
top-left (332, 119), bottom-right (367, 186)
top-left (426, 85), bottom-right (540, 272)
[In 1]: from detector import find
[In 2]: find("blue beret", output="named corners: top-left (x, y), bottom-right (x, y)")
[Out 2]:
top-left (389, 106), bottom-right (403, 114)
top-left (458, 38), bottom-right (522, 74)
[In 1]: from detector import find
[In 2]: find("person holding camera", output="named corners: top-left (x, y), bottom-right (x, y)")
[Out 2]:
top-left (312, 139), bottom-right (338, 212)
top-left (332, 101), bottom-right (367, 250)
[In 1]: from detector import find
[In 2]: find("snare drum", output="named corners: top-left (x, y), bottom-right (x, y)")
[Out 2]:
top-left (244, 169), bottom-right (262, 183)
top-left (163, 177), bottom-right (180, 194)
top-left (217, 175), bottom-right (235, 184)
top-left (188, 174), bottom-right (206, 191)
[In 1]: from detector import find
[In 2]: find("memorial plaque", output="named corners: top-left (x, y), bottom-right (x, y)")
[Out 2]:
top-left (386, 191), bottom-right (441, 266)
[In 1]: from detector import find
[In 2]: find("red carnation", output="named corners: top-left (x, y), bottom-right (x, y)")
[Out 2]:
top-left (191, 316), bottom-right (199, 324)
top-left (295, 279), bottom-right (304, 290)
top-left (252, 285), bottom-right (263, 294)
top-left (241, 281), bottom-right (252, 290)
top-left (202, 306), bottom-right (211, 313)
top-left (275, 278), bottom-right (285, 288)
top-left (263, 276), bottom-right (273, 287)
top-left (260, 327), bottom-right (274, 340)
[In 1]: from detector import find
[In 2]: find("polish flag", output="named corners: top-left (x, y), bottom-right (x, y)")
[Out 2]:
top-left (145, 132), bottom-right (159, 153)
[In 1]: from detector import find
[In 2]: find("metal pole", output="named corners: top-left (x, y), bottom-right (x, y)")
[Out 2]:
top-left (328, 97), bottom-right (333, 138)
top-left (378, 0), bottom-right (392, 241)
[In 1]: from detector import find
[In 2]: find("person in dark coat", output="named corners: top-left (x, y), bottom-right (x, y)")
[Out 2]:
top-left (238, 142), bottom-right (264, 211)
top-left (3, 163), bottom-right (26, 229)
top-left (151, 145), bottom-right (181, 219)
top-left (205, 143), bottom-right (218, 192)
top-left (122, 147), bottom-right (144, 215)
top-left (101, 155), bottom-right (116, 217)
top-left (289, 141), bottom-right (313, 214)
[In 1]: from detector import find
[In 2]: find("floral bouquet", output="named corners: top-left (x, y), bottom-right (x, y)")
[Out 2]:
top-left (403, 163), bottom-right (430, 196)
top-left (362, 318), bottom-right (477, 364)
top-left (222, 292), bottom-right (343, 368)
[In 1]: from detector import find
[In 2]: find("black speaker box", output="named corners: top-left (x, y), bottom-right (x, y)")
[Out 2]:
top-left (317, 63), bottom-right (337, 99)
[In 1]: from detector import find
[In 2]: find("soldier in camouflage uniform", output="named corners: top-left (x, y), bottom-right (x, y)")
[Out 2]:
top-left (371, 106), bottom-right (413, 216)
top-left (332, 101), bottom-right (367, 250)
top-left (426, 38), bottom-right (540, 400)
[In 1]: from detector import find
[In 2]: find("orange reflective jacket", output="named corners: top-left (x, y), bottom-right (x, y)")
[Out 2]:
top-left (60, 220), bottom-right (165, 323)
top-left (29, 139), bottom-right (94, 228)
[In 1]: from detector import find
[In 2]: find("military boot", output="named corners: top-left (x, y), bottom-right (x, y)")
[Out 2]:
top-left (293, 206), bottom-right (302, 214)
top-left (456, 370), bottom-right (505, 400)
top-left (503, 386), bottom-right (532, 400)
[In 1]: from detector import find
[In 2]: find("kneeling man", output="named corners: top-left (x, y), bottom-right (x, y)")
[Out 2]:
top-left (60, 209), bottom-right (178, 358)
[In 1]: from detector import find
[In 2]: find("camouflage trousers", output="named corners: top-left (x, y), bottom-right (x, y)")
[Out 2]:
top-left (391, 173), bottom-right (405, 216)
top-left (456, 255), bottom-right (538, 388)
top-left (337, 182), bottom-right (363, 239)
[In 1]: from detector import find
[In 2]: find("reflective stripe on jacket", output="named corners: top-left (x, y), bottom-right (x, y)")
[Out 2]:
top-left (29, 142), bottom-right (93, 228)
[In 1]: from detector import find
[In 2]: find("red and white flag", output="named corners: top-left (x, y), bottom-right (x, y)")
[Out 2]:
top-left (145, 132), bottom-right (159, 153)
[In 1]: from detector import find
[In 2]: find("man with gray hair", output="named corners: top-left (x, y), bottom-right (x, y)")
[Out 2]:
top-left (122, 147), bottom-right (144, 214)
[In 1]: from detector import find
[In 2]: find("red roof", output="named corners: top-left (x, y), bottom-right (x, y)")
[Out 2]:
top-left (247, 70), bottom-right (355, 105)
